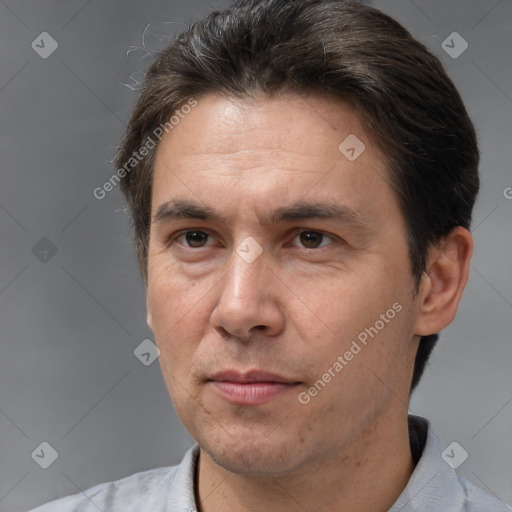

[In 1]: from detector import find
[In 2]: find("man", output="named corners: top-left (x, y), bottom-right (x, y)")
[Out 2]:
top-left (30, 0), bottom-right (509, 510)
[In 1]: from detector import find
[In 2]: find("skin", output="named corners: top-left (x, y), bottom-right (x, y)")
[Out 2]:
top-left (145, 93), bottom-right (473, 512)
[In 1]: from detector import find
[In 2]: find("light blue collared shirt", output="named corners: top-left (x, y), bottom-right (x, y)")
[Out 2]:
top-left (29, 416), bottom-right (509, 511)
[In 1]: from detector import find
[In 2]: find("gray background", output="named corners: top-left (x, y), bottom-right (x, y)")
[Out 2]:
top-left (0, 0), bottom-right (510, 510)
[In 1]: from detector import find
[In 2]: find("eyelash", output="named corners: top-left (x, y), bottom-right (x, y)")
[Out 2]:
top-left (170, 229), bottom-right (336, 250)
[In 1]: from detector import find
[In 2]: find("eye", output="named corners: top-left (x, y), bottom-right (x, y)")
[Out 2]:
top-left (292, 231), bottom-right (335, 249)
top-left (175, 230), bottom-right (213, 248)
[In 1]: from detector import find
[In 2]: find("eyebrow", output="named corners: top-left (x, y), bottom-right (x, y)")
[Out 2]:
top-left (152, 199), bottom-right (372, 231)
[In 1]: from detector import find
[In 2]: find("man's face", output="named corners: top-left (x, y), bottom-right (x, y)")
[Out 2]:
top-left (146, 94), bottom-right (420, 476)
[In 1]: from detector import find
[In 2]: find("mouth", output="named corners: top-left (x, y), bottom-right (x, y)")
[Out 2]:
top-left (207, 370), bottom-right (301, 405)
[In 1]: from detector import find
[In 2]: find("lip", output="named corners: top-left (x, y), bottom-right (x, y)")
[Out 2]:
top-left (209, 370), bottom-right (296, 383)
top-left (208, 370), bottom-right (300, 405)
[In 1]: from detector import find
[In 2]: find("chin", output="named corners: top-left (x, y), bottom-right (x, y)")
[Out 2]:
top-left (199, 428), bottom-right (307, 477)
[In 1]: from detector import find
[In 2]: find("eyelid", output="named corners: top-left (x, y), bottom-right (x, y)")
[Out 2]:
top-left (167, 228), bottom-right (339, 249)
top-left (170, 229), bottom-right (215, 247)
top-left (288, 229), bottom-right (337, 249)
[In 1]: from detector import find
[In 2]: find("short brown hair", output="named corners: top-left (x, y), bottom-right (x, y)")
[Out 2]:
top-left (116, 0), bottom-right (479, 391)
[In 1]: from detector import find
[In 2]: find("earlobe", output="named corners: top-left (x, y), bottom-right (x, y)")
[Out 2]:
top-left (146, 292), bottom-right (153, 331)
top-left (414, 227), bottom-right (473, 336)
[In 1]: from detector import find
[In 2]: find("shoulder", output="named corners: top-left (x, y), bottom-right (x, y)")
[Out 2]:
top-left (394, 416), bottom-right (510, 512)
top-left (28, 466), bottom-right (177, 512)
top-left (28, 445), bottom-right (199, 512)
top-left (457, 475), bottom-right (511, 512)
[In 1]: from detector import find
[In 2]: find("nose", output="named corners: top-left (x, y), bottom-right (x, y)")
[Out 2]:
top-left (210, 246), bottom-right (285, 341)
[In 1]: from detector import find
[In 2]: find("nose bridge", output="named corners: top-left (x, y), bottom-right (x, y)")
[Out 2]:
top-left (211, 239), bottom-right (284, 338)
top-left (223, 241), bottom-right (267, 305)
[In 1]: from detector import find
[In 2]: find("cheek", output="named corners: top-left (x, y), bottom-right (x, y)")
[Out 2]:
top-left (147, 276), bottom-right (211, 417)
top-left (286, 263), bottom-right (392, 338)
top-left (288, 268), bottom-right (412, 384)
top-left (294, 304), bottom-right (413, 434)
top-left (147, 261), bottom-right (213, 368)
top-left (148, 255), bottom-right (211, 320)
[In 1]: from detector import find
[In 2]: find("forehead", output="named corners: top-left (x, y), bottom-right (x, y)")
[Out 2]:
top-left (156, 93), bottom-right (367, 163)
top-left (150, 93), bottom-right (398, 226)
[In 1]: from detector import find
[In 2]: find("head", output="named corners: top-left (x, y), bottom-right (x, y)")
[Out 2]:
top-left (116, 0), bottom-right (478, 475)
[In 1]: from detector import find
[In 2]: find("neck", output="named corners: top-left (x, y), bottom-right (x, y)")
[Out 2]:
top-left (196, 409), bottom-right (415, 512)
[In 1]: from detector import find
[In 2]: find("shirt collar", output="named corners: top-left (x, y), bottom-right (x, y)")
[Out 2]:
top-left (389, 415), bottom-right (466, 511)
top-left (166, 442), bottom-right (199, 511)
top-left (168, 416), bottom-right (467, 511)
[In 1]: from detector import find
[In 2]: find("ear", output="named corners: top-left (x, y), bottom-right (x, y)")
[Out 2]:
top-left (146, 288), bottom-right (154, 331)
top-left (414, 227), bottom-right (473, 336)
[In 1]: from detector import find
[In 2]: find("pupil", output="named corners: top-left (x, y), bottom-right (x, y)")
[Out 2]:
top-left (300, 232), bottom-right (322, 248)
top-left (186, 231), bottom-right (207, 247)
